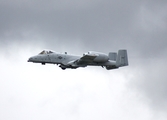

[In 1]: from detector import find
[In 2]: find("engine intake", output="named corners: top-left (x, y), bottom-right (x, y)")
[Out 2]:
top-left (85, 51), bottom-right (109, 62)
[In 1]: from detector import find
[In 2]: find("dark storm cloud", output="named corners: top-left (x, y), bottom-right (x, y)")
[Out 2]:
top-left (1, 0), bottom-right (166, 55)
top-left (1, 0), bottom-right (141, 50)
top-left (1, 0), bottom-right (167, 114)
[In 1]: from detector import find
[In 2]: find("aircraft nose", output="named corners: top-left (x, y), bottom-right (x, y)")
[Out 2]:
top-left (28, 57), bottom-right (33, 62)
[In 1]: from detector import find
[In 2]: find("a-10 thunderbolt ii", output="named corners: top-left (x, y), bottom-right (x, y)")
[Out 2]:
top-left (28, 49), bottom-right (128, 70)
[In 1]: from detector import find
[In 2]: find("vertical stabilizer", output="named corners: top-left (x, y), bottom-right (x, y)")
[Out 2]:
top-left (116, 50), bottom-right (128, 67)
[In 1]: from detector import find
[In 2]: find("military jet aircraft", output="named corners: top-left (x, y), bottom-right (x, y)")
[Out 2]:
top-left (28, 49), bottom-right (128, 70)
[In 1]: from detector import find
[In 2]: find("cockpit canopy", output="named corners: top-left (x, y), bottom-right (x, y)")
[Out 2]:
top-left (39, 50), bottom-right (55, 55)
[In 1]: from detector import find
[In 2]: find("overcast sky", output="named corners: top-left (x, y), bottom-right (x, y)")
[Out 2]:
top-left (0, 0), bottom-right (167, 120)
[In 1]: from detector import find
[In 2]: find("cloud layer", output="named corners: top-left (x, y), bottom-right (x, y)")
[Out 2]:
top-left (0, 0), bottom-right (167, 120)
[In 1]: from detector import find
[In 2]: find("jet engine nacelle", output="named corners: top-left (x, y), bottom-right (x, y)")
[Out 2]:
top-left (85, 51), bottom-right (109, 62)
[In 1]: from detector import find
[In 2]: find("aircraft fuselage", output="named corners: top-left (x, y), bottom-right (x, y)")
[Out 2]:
top-left (28, 50), bottom-right (128, 70)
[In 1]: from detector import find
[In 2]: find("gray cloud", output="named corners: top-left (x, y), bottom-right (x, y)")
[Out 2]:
top-left (0, 0), bottom-right (141, 48)
top-left (130, 57), bottom-right (167, 112)
top-left (1, 0), bottom-right (166, 54)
